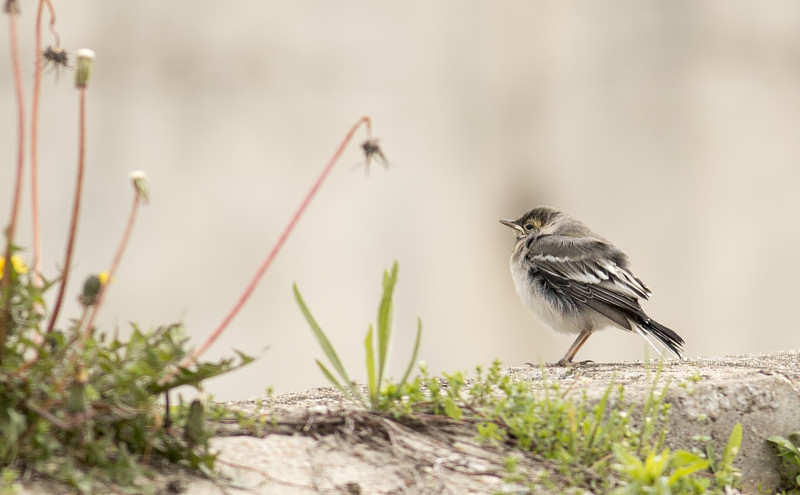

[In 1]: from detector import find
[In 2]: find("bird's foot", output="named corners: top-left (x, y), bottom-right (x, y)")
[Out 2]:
top-left (536, 359), bottom-right (595, 367)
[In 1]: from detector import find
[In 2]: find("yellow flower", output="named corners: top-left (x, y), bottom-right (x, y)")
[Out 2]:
top-left (0, 255), bottom-right (28, 279)
top-left (98, 271), bottom-right (109, 285)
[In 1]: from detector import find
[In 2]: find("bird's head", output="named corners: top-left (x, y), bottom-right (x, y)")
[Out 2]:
top-left (499, 206), bottom-right (567, 239)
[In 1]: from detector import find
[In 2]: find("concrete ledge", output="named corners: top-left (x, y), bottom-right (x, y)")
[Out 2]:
top-left (20, 351), bottom-right (800, 494)
top-left (199, 352), bottom-right (800, 494)
top-left (509, 352), bottom-right (800, 492)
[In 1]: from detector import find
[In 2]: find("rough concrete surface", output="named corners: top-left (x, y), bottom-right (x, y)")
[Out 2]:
top-left (19, 351), bottom-right (800, 494)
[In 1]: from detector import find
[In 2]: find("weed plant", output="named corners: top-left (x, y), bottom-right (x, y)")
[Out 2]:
top-left (295, 261), bottom-right (421, 410)
top-left (0, 257), bottom-right (251, 492)
top-left (0, 2), bottom-right (387, 491)
top-left (0, 5), bottom-right (255, 486)
top-left (768, 431), bottom-right (800, 493)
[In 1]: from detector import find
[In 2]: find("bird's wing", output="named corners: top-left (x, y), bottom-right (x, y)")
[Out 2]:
top-left (525, 235), bottom-right (652, 328)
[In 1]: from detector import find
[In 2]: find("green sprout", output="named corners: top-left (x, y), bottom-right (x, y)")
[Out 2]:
top-left (295, 261), bottom-right (422, 410)
top-left (767, 431), bottom-right (800, 492)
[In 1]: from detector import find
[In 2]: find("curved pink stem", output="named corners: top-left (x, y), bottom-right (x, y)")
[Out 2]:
top-left (179, 116), bottom-right (373, 368)
top-left (45, 88), bottom-right (87, 334)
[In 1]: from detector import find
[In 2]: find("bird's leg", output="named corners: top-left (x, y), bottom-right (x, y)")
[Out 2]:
top-left (553, 329), bottom-right (593, 366)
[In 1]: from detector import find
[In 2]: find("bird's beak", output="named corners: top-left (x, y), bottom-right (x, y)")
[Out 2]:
top-left (499, 219), bottom-right (523, 234)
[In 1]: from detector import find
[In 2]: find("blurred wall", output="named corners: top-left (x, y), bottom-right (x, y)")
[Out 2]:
top-left (1, 1), bottom-right (799, 400)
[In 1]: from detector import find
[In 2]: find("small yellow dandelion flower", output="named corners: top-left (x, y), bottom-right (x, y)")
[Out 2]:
top-left (98, 271), bottom-right (110, 285)
top-left (10, 255), bottom-right (28, 274)
top-left (0, 255), bottom-right (29, 279)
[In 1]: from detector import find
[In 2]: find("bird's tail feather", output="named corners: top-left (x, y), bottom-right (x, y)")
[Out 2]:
top-left (640, 318), bottom-right (684, 360)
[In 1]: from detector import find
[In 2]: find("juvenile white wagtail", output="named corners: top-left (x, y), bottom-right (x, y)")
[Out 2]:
top-left (500, 206), bottom-right (684, 366)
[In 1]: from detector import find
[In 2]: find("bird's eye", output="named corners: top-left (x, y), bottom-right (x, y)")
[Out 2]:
top-left (524, 224), bottom-right (534, 231)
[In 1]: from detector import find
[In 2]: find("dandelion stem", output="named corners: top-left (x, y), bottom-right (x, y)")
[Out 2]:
top-left (81, 191), bottom-right (141, 340)
top-left (30, 0), bottom-right (47, 289)
top-left (179, 116), bottom-right (373, 368)
top-left (42, 0), bottom-right (56, 39)
top-left (46, 88), bottom-right (88, 334)
top-left (0, 6), bottom-right (28, 358)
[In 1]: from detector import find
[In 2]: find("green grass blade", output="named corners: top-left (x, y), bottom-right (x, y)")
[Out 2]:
top-left (721, 422), bottom-right (742, 467)
top-left (315, 360), bottom-right (366, 407)
top-left (375, 261), bottom-right (398, 390)
top-left (315, 360), bottom-right (345, 391)
top-left (398, 317), bottom-right (422, 386)
top-left (294, 284), bottom-right (353, 388)
top-left (364, 325), bottom-right (377, 406)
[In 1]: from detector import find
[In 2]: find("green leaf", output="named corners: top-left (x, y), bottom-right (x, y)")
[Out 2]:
top-left (444, 398), bottom-right (463, 420)
top-left (296, 284), bottom-right (368, 406)
top-left (398, 317), bottom-right (422, 387)
top-left (705, 443), bottom-right (716, 466)
top-left (376, 261), bottom-right (398, 391)
top-left (668, 450), bottom-right (710, 485)
top-left (365, 325), bottom-right (376, 405)
top-left (612, 446), bottom-right (641, 475)
top-left (315, 359), bottom-right (344, 391)
top-left (183, 399), bottom-right (206, 447)
top-left (157, 353), bottom-right (248, 392)
top-left (768, 435), bottom-right (800, 463)
top-left (721, 423), bottom-right (742, 468)
top-left (646, 450), bottom-right (669, 478)
top-left (233, 350), bottom-right (256, 366)
top-left (294, 284), bottom-right (354, 389)
top-left (66, 383), bottom-right (88, 413)
top-left (315, 359), bottom-right (367, 407)
top-left (768, 435), bottom-right (800, 455)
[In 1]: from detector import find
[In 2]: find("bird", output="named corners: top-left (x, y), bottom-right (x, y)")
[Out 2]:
top-left (499, 206), bottom-right (684, 366)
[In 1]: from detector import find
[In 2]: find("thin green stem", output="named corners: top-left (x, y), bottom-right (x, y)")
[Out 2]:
top-left (46, 88), bottom-right (88, 334)
top-left (0, 8), bottom-right (28, 358)
top-left (179, 116), bottom-right (373, 369)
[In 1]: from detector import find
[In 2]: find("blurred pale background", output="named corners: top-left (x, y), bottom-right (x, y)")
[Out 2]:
top-left (1, 1), bottom-right (799, 400)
